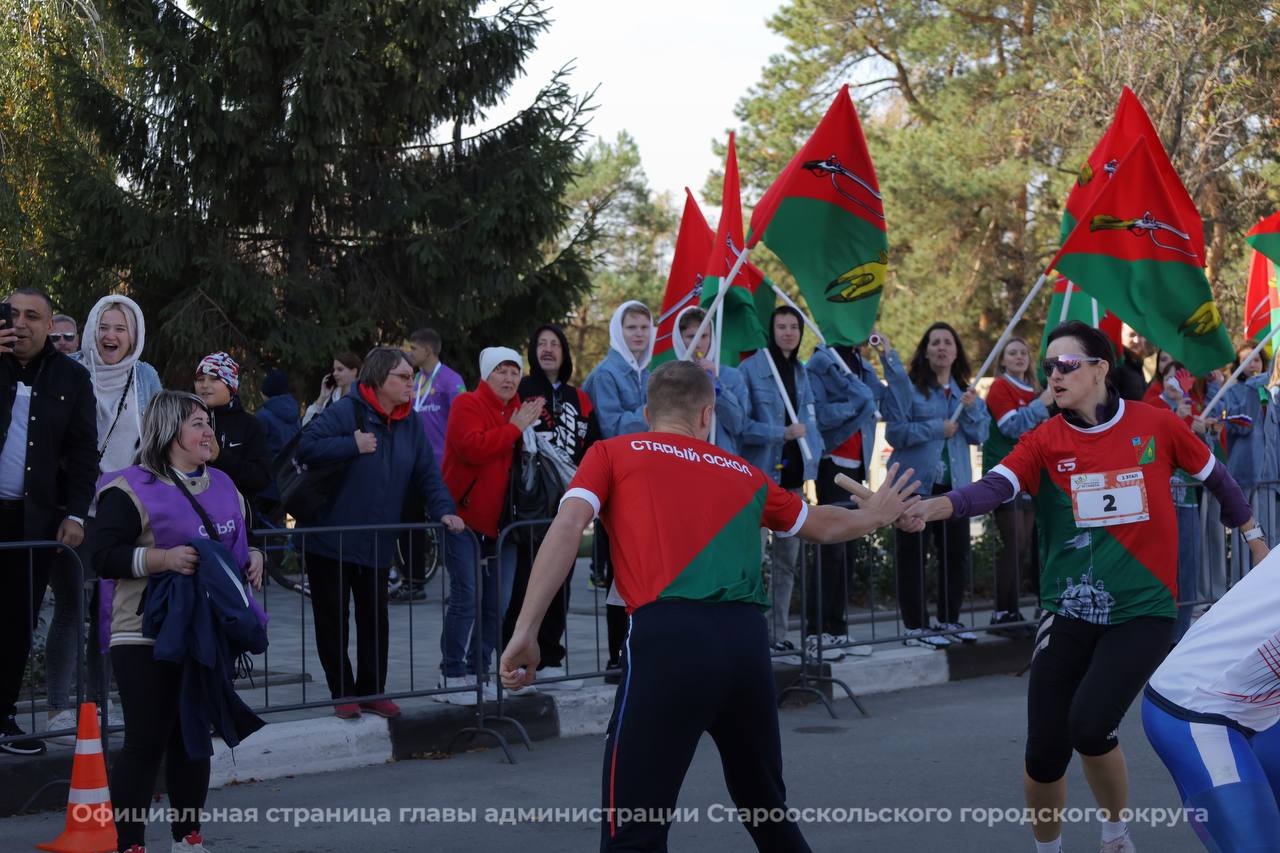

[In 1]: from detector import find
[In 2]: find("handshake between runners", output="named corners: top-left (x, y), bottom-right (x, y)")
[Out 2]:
top-left (835, 463), bottom-right (927, 534)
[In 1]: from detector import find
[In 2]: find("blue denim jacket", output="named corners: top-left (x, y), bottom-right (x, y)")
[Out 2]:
top-left (583, 348), bottom-right (649, 438)
top-left (713, 364), bottom-right (749, 458)
top-left (1223, 375), bottom-right (1279, 493)
top-left (738, 349), bottom-right (822, 482)
top-left (882, 363), bottom-right (989, 495)
top-left (808, 345), bottom-right (897, 467)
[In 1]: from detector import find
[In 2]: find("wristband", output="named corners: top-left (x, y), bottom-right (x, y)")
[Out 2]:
top-left (1243, 526), bottom-right (1265, 543)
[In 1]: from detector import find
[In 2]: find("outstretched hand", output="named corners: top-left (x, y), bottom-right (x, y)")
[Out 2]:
top-left (851, 463), bottom-right (920, 528)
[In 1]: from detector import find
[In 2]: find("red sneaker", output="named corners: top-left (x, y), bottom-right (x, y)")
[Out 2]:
top-left (334, 703), bottom-right (361, 719)
top-left (358, 699), bottom-right (401, 718)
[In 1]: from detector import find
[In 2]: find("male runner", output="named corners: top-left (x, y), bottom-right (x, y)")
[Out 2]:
top-left (500, 360), bottom-right (922, 852)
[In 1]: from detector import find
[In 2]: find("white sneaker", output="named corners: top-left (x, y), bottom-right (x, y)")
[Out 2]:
top-left (45, 708), bottom-right (78, 745)
top-left (844, 641), bottom-right (874, 657)
top-left (903, 628), bottom-right (951, 650)
top-left (769, 640), bottom-right (802, 663)
top-left (535, 665), bottom-right (583, 690)
top-left (804, 633), bottom-right (846, 662)
top-left (936, 622), bottom-right (978, 643)
top-left (172, 831), bottom-right (211, 851)
top-left (433, 675), bottom-right (479, 706)
top-left (481, 679), bottom-right (498, 702)
top-left (1100, 828), bottom-right (1136, 852)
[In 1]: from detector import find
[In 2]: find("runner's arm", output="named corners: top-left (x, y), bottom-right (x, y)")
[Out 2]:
top-left (796, 463), bottom-right (920, 543)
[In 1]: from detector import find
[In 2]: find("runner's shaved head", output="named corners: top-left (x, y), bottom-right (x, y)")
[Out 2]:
top-left (647, 360), bottom-right (715, 426)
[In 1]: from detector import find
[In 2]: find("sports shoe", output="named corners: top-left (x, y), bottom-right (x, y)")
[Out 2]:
top-left (172, 831), bottom-right (211, 851)
top-left (391, 585), bottom-right (428, 603)
top-left (936, 621), bottom-right (978, 643)
top-left (358, 699), bottom-right (401, 718)
top-left (433, 675), bottom-right (479, 706)
top-left (46, 707), bottom-right (79, 746)
top-left (989, 610), bottom-right (1032, 639)
top-left (903, 628), bottom-right (950, 650)
top-left (535, 665), bottom-right (583, 690)
top-left (844, 640), bottom-right (874, 657)
top-left (1099, 828), bottom-right (1136, 852)
top-left (479, 679), bottom-right (499, 702)
top-left (769, 640), bottom-right (801, 663)
top-left (804, 633), bottom-right (846, 662)
top-left (334, 703), bottom-right (361, 719)
top-left (0, 715), bottom-right (46, 755)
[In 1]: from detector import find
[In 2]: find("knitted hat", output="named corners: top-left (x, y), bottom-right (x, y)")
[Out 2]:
top-left (196, 351), bottom-right (240, 393)
top-left (261, 368), bottom-right (290, 398)
top-left (479, 346), bottom-right (523, 380)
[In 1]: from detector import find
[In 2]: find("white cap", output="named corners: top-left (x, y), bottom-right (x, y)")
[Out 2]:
top-left (479, 346), bottom-right (523, 380)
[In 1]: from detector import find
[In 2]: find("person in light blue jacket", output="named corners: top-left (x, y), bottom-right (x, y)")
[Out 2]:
top-left (739, 306), bottom-right (822, 648)
top-left (582, 299), bottom-right (654, 675)
top-left (883, 321), bottom-right (988, 649)
top-left (1223, 345), bottom-right (1280, 579)
top-left (672, 306), bottom-right (748, 457)
top-left (582, 300), bottom-right (653, 439)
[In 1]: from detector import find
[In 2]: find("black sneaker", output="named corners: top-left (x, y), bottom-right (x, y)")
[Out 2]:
top-left (0, 715), bottom-right (47, 756)
top-left (989, 610), bottom-right (1033, 639)
top-left (604, 658), bottom-right (623, 685)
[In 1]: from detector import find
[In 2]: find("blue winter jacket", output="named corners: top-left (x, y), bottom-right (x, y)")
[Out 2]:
top-left (143, 538), bottom-right (267, 759)
top-left (255, 394), bottom-right (301, 501)
top-left (582, 348), bottom-right (649, 438)
top-left (712, 365), bottom-right (749, 457)
top-left (882, 364), bottom-right (989, 496)
top-left (1223, 375), bottom-right (1278, 493)
top-left (296, 390), bottom-right (457, 568)
top-left (807, 346), bottom-right (878, 463)
top-left (738, 349), bottom-right (823, 483)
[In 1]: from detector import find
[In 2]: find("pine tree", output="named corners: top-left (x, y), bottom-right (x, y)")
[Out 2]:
top-left (41, 0), bottom-right (597, 386)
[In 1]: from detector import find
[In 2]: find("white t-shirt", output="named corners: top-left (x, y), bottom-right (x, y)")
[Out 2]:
top-left (0, 382), bottom-right (31, 499)
top-left (1149, 546), bottom-right (1280, 732)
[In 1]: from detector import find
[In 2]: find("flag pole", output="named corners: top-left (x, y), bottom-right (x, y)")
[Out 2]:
top-left (685, 246), bottom-right (751, 364)
top-left (765, 279), bottom-right (857, 376)
top-left (710, 295), bottom-right (723, 444)
top-left (949, 271), bottom-right (1051, 422)
top-left (1203, 334), bottom-right (1269, 417)
top-left (762, 347), bottom-right (813, 462)
top-left (1058, 281), bottom-right (1073, 324)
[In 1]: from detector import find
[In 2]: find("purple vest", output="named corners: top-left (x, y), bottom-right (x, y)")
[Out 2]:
top-left (120, 466), bottom-right (250, 566)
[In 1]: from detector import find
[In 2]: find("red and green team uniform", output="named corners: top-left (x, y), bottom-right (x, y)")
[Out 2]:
top-left (981, 375), bottom-right (1039, 475)
top-left (992, 399), bottom-right (1213, 624)
top-left (563, 432), bottom-right (807, 611)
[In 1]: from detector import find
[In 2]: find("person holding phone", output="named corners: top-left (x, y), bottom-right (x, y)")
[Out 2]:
top-left (303, 351), bottom-right (362, 426)
top-left (0, 289), bottom-right (98, 756)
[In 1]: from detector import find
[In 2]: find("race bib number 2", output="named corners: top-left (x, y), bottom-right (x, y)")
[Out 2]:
top-left (1069, 469), bottom-right (1149, 528)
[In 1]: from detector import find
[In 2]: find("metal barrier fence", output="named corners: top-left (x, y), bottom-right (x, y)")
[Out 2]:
top-left (5, 480), bottom-right (1278, 769)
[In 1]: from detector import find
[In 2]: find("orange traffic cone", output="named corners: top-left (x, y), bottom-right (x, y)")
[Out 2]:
top-left (37, 702), bottom-right (117, 853)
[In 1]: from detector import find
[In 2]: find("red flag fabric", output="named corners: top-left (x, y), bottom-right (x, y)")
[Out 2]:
top-left (1061, 87), bottom-right (1204, 264)
top-left (653, 189), bottom-right (716, 364)
top-left (707, 132), bottom-right (746, 276)
top-left (1245, 249), bottom-right (1279, 344)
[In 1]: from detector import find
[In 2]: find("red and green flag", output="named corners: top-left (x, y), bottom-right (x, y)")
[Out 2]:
top-left (653, 189), bottom-right (716, 366)
top-left (747, 84), bottom-right (887, 346)
top-left (1246, 212), bottom-right (1280, 269)
top-left (1061, 87), bottom-right (1204, 263)
top-left (1244, 248), bottom-right (1280, 347)
top-left (1048, 137), bottom-right (1232, 376)
top-left (700, 133), bottom-right (767, 366)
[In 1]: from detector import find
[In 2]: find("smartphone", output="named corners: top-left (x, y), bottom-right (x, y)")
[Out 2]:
top-left (0, 302), bottom-right (11, 329)
top-left (323, 373), bottom-right (335, 389)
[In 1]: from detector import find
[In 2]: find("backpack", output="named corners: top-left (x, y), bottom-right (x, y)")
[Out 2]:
top-left (505, 430), bottom-right (569, 546)
top-left (272, 402), bottom-right (366, 524)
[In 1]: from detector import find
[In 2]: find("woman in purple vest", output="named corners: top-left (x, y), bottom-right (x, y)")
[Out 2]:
top-left (88, 390), bottom-right (264, 853)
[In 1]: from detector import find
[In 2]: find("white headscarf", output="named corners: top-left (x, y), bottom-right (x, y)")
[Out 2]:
top-left (670, 305), bottom-right (719, 361)
top-left (608, 300), bottom-right (655, 372)
top-left (80, 295), bottom-right (146, 472)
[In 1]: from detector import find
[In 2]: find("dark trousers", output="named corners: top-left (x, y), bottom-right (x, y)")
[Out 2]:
top-left (110, 645), bottom-right (210, 849)
top-left (398, 492), bottom-right (430, 582)
top-left (809, 459), bottom-right (853, 637)
top-left (599, 600), bottom-right (811, 852)
top-left (894, 486), bottom-right (970, 629)
top-left (594, 523), bottom-right (628, 665)
top-left (503, 537), bottom-right (573, 668)
top-left (0, 503), bottom-right (52, 718)
top-left (993, 496), bottom-right (1035, 614)
top-left (306, 553), bottom-right (391, 699)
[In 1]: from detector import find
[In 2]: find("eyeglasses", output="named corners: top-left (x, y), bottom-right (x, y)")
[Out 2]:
top-left (50, 333), bottom-right (77, 342)
top-left (1041, 355), bottom-right (1102, 377)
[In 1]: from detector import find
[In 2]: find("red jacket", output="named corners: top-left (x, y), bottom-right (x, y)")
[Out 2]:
top-left (442, 381), bottom-right (521, 537)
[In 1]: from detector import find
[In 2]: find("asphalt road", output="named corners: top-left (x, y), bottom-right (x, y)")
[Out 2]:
top-left (4, 674), bottom-right (1204, 852)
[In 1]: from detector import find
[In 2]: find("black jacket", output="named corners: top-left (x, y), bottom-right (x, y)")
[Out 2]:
top-left (520, 324), bottom-right (601, 466)
top-left (1113, 351), bottom-right (1149, 402)
top-left (210, 397), bottom-right (271, 500)
top-left (0, 339), bottom-right (98, 537)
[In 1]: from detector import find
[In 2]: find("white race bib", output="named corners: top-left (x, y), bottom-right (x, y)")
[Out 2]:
top-left (1069, 468), bottom-right (1149, 527)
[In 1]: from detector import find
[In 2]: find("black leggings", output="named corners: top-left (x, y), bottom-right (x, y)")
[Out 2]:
top-left (1025, 613), bottom-right (1173, 783)
top-left (110, 645), bottom-right (211, 850)
top-left (600, 600), bottom-right (811, 852)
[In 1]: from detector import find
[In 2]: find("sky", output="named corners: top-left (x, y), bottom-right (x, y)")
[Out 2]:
top-left (477, 0), bottom-right (788, 205)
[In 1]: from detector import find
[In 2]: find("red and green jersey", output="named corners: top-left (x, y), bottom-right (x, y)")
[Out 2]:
top-left (981, 375), bottom-right (1038, 474)
top-left (564, 432), bottom-right (807, 612)
top-left (993, 399), bottom-right (1213, 623)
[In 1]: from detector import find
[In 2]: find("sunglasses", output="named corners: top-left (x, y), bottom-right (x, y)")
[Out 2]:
top-left (50, 333), bottom-right (77, 342)
top-left (1042, 355), bottom-right (1102, 377)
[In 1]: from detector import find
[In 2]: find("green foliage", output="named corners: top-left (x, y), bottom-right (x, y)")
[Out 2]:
top-left (719, 0), bottom-right (1280, 366)
top-left (560, 131), bottom-right (677, 380)
top-left (12, 0), bottom-right (600, 389)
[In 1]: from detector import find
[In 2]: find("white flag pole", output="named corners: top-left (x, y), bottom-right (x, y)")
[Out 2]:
top-left (1204, 334), bottom-right (1269, 417)
top-left (684, 246), bottom-right (750, 364)
top-left (762, 347), bottom-right (813, 462)
top-left (948, 271), bottom-right (1051, 422)
top-left (765, 279), bottom-right (857, 376)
